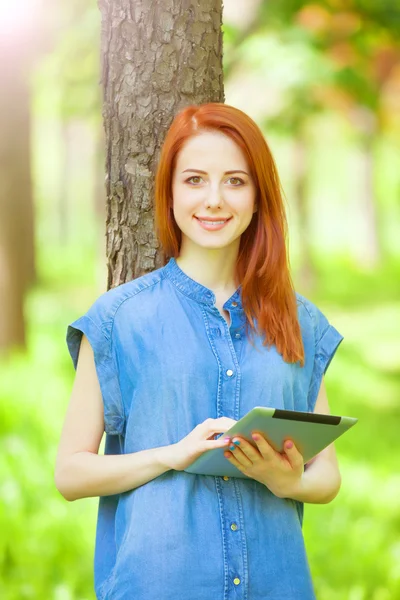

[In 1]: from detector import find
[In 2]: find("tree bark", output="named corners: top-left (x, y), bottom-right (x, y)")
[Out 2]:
top-left (99, 0), bottom-right (224, 288)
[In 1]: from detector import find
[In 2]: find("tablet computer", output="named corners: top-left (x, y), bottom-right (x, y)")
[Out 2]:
top-left (184, 407), bottom-right (358, 479)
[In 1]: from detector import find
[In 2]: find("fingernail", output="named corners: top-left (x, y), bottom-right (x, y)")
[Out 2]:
top-left (285, 441), bottom-right (293, 449)
top-left (233, 439), bottom-right (240, 445)
top-left (252, 434), bottom-right (260, 440)
top-left (229, 445), bottom-right (235, 451)
top-left (223, 437), bottom-right (231, 443)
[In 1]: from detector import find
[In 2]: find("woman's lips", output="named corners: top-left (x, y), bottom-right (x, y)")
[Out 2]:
top-left (194, 217), bottom-right (232, 231)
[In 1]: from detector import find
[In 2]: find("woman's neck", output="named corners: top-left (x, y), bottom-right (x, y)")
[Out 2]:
top-left (176, 246), bottom-right (238, 295)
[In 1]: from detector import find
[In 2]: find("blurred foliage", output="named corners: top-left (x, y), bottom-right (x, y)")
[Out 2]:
top-left (0, 245), bottom-right (99, 600)
top-left (303, 268), bottom-right (400, 600)
top-left (225, 0), bottom-right (400, 134)
top-left (34, 0), bottom-right (101, 121)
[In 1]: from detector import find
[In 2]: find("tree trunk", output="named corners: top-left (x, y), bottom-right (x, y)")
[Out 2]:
top-left (99, 0), bottom-right (224, 288)
top-left (0, 224), bottom-right (27, 352)
top-left (293, 132), bottom-right (316, 292)
top-left (0, 37), bottom-right (35, 351)
top-left (357, 134), bottom-right (381, 268)
top-left (350, 107), bottom-right (381, 268)
top-left (58, 119), bottom-right (73, 245)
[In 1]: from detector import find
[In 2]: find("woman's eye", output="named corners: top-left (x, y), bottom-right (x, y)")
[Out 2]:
top-left (227, 177), bottom-right (244, 186)
top-left (185, 176), bottom-right (244, 185)
top-left (186, 176), bottom-right (202, 184)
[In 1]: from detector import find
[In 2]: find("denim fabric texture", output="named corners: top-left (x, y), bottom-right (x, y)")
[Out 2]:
top-left (66, 257), bottom-right (343, 600)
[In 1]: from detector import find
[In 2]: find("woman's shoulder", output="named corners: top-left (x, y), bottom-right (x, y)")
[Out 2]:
top-left (295, 292), bottom-right (319, 323)
top-left (295, 291), bottom-right (343, 354)
top-left (80, 266), bottom-right (168, 329)
top-left (295, 291), bottom-right (332, 341)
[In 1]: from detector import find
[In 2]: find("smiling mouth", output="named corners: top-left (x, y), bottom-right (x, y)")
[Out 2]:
top-left (194, 216), bottom-right (232, 231)
top-left (195, 217), bottom-right (232, 225)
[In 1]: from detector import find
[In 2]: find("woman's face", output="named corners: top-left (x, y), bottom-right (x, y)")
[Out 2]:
top-left (171, 131), bottom-right (257, 255)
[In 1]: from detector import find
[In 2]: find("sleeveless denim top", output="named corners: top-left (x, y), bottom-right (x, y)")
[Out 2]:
top-left (66, 258), bottom-right (343, 600)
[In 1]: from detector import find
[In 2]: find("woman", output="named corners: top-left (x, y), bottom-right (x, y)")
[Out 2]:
top-left (55, 103), bottom-right (343, 600)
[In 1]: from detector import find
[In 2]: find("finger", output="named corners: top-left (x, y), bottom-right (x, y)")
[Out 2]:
top-left (226, 441), bottom-right (253, 468)
top-left (231, 436), bottom-right (261, 462)
top-left (209, 432), bottom-right (230, 440)
top-left (251, 432), bottom-right (279, 463)
top-left (224, 449), bottom-right (247, 473)
top-left (217, 416), bottom-right (237, 424)
top-left (201, 418), bottom-right (236, 435)
top-left (201, 437), bottom-right (232, 451)
top-left (205, 417), bottom-right (237, 427)
top-left (215, 417), bottom-right (237, 430)
top-left (283, 440), bottom-right (304, 470)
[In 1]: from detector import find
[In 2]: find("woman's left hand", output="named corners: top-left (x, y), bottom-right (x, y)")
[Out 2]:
top-left (224, 432), bottom-right (304, 499)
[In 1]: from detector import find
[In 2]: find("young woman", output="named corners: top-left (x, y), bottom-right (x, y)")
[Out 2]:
top-left (55, 103), bottom-right (343, 600)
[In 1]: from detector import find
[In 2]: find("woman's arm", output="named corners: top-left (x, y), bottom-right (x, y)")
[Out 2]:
top-left (285, 378), bottom-right (342, 504)
top-left (55, 335), bottom-right (234, 501)
top-left (54, 334), bottom-right (172, 501)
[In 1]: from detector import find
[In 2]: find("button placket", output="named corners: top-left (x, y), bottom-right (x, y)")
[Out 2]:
top-left (204, 308), bottom-right (247, 598)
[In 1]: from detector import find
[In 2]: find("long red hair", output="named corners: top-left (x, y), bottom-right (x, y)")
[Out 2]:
top-left (155, 103), bottom-right (304, 365)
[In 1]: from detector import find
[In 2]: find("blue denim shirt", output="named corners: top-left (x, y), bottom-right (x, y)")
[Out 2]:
top-left (67, 258), bottom-right (343, 600)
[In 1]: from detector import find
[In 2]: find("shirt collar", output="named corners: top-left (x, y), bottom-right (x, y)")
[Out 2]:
top-left (164, 258), bottom-right (242, 308)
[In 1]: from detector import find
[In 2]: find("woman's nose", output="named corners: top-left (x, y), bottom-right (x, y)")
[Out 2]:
top-left (205, 186), bottom-right (223, 209)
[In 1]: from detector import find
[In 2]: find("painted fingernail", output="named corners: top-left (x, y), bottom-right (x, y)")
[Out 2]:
top-left (223, 437), bottom-right (231, 443)
top-left (224, 452), bottom-right (231, 458)
top-left (252, 434), bottom-right (260, 440)
top-left (285, 441), bottom-right (293, 449)
top-left (233, 440), bottom-right (240, 445)
top-left (229, 445), bottom-right (235, 451)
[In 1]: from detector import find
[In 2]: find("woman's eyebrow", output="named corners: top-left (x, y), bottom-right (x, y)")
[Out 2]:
top-left (181, 168), bottom-right (249, 175)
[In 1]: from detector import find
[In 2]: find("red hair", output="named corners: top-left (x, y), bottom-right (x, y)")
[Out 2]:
top-left (155, 103), bottom-right (304, 365)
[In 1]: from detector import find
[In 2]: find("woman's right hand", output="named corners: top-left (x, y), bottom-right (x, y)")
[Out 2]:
top-left (161, 417), bottom-right (237, 471)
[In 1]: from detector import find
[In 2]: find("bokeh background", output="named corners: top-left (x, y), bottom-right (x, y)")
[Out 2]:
top-left (1, 1), bottom-right (399, 599)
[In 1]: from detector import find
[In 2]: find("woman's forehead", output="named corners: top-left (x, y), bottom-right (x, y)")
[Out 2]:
top-left (175, 132), bottom-right (249, 171)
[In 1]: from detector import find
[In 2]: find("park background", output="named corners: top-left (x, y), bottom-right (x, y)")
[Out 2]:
top-left (1, 1), bottom-right (399, 598)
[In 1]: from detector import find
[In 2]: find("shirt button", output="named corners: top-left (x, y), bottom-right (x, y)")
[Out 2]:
top-left (231, 301), bottom-right (238, 307)
top-left (234, 333), bottom-right (241, 339)
top-left (223, 476), bottom-right (229, 481)
top-left (226, 369), bottom-right (234, 377)
top-left (233, 578), bottom-right (241, 585)
top-left (230, 523), bottom-right (238, 531)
